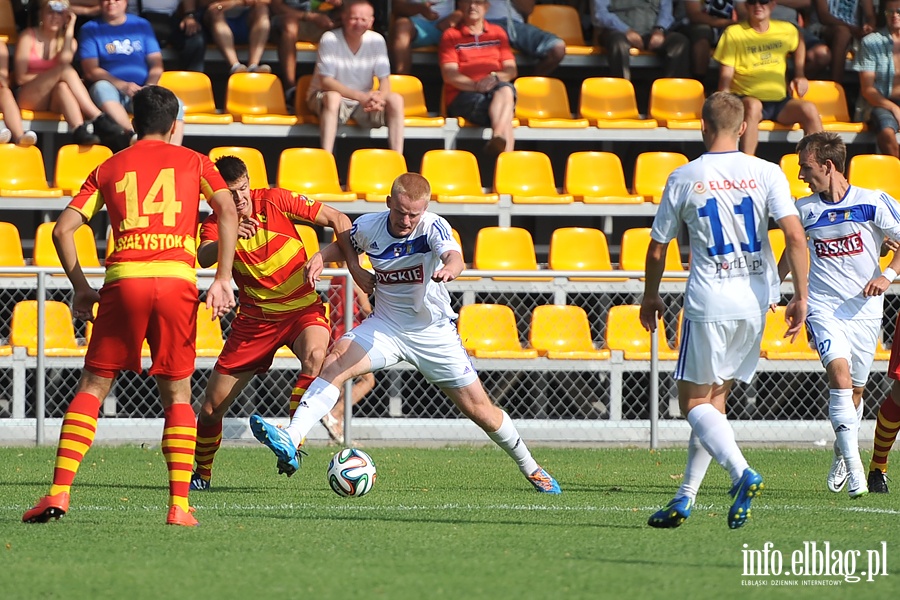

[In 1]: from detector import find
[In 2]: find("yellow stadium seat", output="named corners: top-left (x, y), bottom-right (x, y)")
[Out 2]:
top-left (529, 304), bottom-right (610, 359)
top-left (387, 74), bottom-right (445, 127)
top-left (848, 154), bottom-right (900, 200)
top-left (195, 302), bottom-right (225, 357)
top-left (473, 226), bottom-right (550, 280)
top-left (158, 71), bottom-right (234, 124)
top-left (293, 74), bottom-right (319, 124)
top-left (548, 227), bottom-right (626, 281)
top-left (768, 228), bottom-right (786, 264)
top-left (514, 77), bottom-right (589, 127)
top-left (209, 146), bottom-right (268, 189)
top-left (649, 78), bottom-right (704, 128)
top-left (0, 222), bottom-right (26, 270)
top-left (605, 304), bottom-right (678, 360)
top-left (579, 77), bottom-right (658, 128)
top-left (803, 81), bottom-right (864, 132)
top-left (420, 150), bottom-right (499, 203)
top-left (876, 339), bottom-right (891, 361)
top-left (619, 227), bottom-right (685, 277)
top-left (347, 149), bottom-right (407, 202)
top-left (779, 153), bottom-right (812, 200)
top-left (0, 145), bottom-right (63, 197)
top-left (565, 151), bottom-right (644, 204)
top-left (277, 148), bottom-right (357, 201)
top-left (225, 72), bottom-right (298, 125)
top-left (33, 222), bottom-right (101, 269)
top-left (494, 151), bottom-right (574, 204)
top-left (295, 224), bottom-right (320, 257)
top-left (54, 144), bottom-right (113, 195)
top-left (633, 151), bottom-right (689, 203)
top-left (10, 300), bottom-right (85, 356)
top-left (528, 5), bottom-right (596, 55)
top-left (0, 1), bottom-right (17, 42)
top-left (761, 306), bottom-right (818, 359)
top-left (457, 304), bottom-right (538, 358)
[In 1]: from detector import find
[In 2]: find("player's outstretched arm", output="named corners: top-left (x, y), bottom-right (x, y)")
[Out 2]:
top-left (432, 250), bottom-right (464, 282)
top-left (52, 207), bottom-right (101, 321)
top-left (864, 246), bottom-right (900, 297)
top-left (639, 240), bottom-right (667, 332)
top-left (206, 189), bottom-right (238, 318)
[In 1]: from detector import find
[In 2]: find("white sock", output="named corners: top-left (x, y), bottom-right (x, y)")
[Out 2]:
top-left (284, 378), bottom-right (340, 447)
top-left (687, 403), bottom-right (749, 485)
top-left (830, 388), bottom-right (863, 473)
top-left (487, 411), bottom-right (539, 475)
top-left (676, 430), bottom-right (712, 501)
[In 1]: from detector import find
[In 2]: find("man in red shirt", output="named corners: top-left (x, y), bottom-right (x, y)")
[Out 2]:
top-left (190, 156), bottom-right (368, 488)
top-left (439, 0), bottom-right (517, 157)
top-left (22, 85), bottom-right (238, 527)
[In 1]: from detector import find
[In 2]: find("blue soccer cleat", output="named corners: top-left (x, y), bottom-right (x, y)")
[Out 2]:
top-left (728, 468), bottom-right (764, 529)
top-left (527, 467), bottom-right (561, 494)
top-left (250, 415), bottom-right (299, 466)
top-left (648, 496), bottom-right (693, 528)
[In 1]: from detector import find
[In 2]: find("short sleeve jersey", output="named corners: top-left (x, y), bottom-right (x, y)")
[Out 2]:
top-left (307, 29), bottom-right (391, 100)
top-left (651, 151), bottom-right (799, 321)
top-left (78, 13), bottom-right (161, 85)
top-left (68, 139), bottom-right (228, 284)
top-left (797, 186), bottom-right (900, 320)
top-left (350, 211), bottom-right (461, 330)
top-left (713, 21), bottom-right (798, 102)
top-left (200, 188), bottom-right (324, 321)
top-left (439, 22), bottom-right (514, 106)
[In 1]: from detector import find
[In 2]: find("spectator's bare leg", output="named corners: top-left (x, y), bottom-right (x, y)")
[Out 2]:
top-left (532, 40), bottom-right (565, 76)
top-left (877, 127), bottom-right (900, 158)
top-left (385, 91), bottom-right (405, 154)
top-left (489, 85), bottom-right (515, 151)
top-left (278, 16), bottom-right (301, 88)
top-left (0, 85), bottom-right (25, 139)
top-left (389, 17), bottom-right (415, 75)
top-left (827, 25), bottom-right (852, 83)
top-left (776, 99), bottom-right (823, 137)
top-left (739, 96), bottom-right (763, 156)
top-left (248, 4), bottom-right (272, 68)
top-left (102, 99), bottom-right (133, 131)
top-left (318, 90), bottom-right (342, 153)
top-left (205, 8), bottom-right (241, 68)
top-left (50, 82), bottom-right (87, 128)
top-left (807, 44), bottom-right (831, 80)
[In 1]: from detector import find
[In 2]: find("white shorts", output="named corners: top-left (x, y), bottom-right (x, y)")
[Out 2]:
top-left (341, 315), bottom-right (479, 389)
top-left (675, 315), bottom-right (765, 385)
top-left (805, 313), bottom-right (879, 388)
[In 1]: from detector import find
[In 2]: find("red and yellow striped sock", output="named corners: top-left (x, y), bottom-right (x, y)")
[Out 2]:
top-left (289, 374), bottom-right (315, 419)
top-left (870, 397), bottom-right (900, 472)
top-left (194, 420), bottom-right (222, 483)
top-left (49, 392), bottom-right (101, 497)
top-left (162, 404), bottom-right (196, 512)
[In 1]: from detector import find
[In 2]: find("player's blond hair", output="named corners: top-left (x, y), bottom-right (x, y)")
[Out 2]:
top-left (796, 131), bottom-right (846, 173)
top-left (391, 173), bottom-right (431, 203)
top-left (702, 92), bottom-right (744, 136)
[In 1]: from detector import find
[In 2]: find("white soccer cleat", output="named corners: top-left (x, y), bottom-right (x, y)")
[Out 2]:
top-left (827, 443), bottom-right (848, 493)
top-left (847, 470), bottom-right (869, 499)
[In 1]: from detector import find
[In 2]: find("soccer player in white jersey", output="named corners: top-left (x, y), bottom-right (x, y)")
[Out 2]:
top-left (249, 172), bottom-right (562, 494)
top-left (786, 131), bottom-right (900, 498)
top-left (641, 91), bottom-right (809, 529)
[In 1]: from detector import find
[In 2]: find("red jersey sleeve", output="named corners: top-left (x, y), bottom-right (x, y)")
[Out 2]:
top-left (199, 155), bottom-right (228, 201)
top-left (68, 166), bottom-right (106, 220)
top-left (265, 188), bottom-right (323, 224)
top-left (199, 213), bottom-right (219, 243)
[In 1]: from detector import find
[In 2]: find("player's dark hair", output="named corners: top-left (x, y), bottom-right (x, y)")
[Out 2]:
top-left (391, 172), bottom-right (431, 202)
top-left (702, 92), bottom-right (744, 136)
top-left (132, 86), bottom-right (179, 138)
top-left (214, 156), bottom-right (249, 184)
top-left (796, 131), bottom-right (846, 173)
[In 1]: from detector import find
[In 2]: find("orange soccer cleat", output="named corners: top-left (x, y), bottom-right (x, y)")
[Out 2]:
top-left (22, 492), bottom-right (70, 523)
top-left (166, 505), bottom-right (199, 527)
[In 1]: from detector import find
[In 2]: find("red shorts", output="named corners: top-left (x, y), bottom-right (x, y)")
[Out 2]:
top-left (85, 278), bottom-right (198, 379)
top-left (215, 303), bottom-right (329, 375)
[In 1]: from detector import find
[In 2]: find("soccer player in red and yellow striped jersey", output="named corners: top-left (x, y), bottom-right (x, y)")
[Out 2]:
top-left (22, 86), bottom-right (239, 527)
top-left (190, 155), bottom-right (367, 488)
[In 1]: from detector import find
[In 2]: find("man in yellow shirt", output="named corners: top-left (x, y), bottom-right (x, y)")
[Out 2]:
top-left (713, 0), bottom-right (822, 155)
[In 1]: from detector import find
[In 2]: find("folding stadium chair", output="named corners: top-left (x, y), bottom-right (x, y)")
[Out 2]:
top-left (800, 80), bottom-right (864, 133)
top-left (0, 222), bottom-right (26, 269)
top-left (0, 0), bottom-right (17, 42)
top-left (760, 306), bottom-right (818, 359)
top-left (768, 228), bottom-right (786, 264)
top-left (420, 150), bottom-right (498, 203)
top-left (209, 146), bottom-right (269, 189)
top-left (848, 154), bottom-right (900, 200)
top-left (387, 75), bottom-right (445, 127)
top-left (565, 152), bottom-right (644, 204)
top-left (513, 77), bottom-right (589, 127)
top-left (605, 304), bottom-right (678, 360)
top-left (473, 226), bottom-right (549, 280)
top-left (225, 72), bottom-right (298, 125)
top-left (527, 5), bottom-right (596, 55)
top-left (0, 146), bottom-right (63, 197)
top-left (457, 304), bottom-right (538, 358)
top-left (548, 227), bottom-right (625, 281)
top-left (347, 148), bottom-right (407, 201)
top-left (494, 151), bottom-right (574, 204)
top-left (33, 222), bottom-right (101, 269)
top-left (779, 153), bottom-right (812, 200)
top-left (10, 300), bottom-right (85, 356)
top-left (648, 78), bottom-right (704, 128)
top-left (195, 302), bottom-right (225, 357)
top-left (619, 227), bottom-right (685, 278)
top-left (276, 148), bottom-right (357, 201)
top-left (529, 305), bottom-right (610, 359)
top-left (54, 144), bottom-right (113, 195)
top-left (579, 77), bottom-right (658, 128)
top-left (158, 71), bottom-right (234, 124)
top-left (633, 151), bottom-right (689, 203)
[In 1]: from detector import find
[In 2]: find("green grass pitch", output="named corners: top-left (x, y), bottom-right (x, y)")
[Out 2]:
top-left (3, 445), bottom-right (899, 599)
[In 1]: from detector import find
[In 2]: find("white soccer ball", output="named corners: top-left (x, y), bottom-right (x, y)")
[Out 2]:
top-left (327, 448), bottom-right (377, 497)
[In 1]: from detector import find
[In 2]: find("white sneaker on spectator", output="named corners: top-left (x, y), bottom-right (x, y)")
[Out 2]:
top-left (0, 128), bottom-right (10, 144)
top-left (249, 64), bottom-right (271, 73)
top-left (230, 63), bottom-right (248, 74)
top-left (16, 131), bottom-right (37, 147)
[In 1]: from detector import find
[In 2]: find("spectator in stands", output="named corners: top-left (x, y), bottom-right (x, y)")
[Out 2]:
top-left (440, 0), bottom-right (516, 157)
top-left (856, 0), bottom-right (900, 158)
top-left (811, 0), bottom-right (874, 83)
top-left (592, 0), bottom-right (690, 81)
top-left (79, 0), bottom-right (184, 150)
top-left (714, 0), bottom-right (823, 155)
top-left (200, 0), bottom-right (272, 74)
top-left (766, 0), bottom-right (831, 79)
top-left (306, 0), bottom-right (404, 154)
top-left (484, 0), bottom-right (564, 76)
top-left (126, 0), bottom-right (205, 72)
top-left (0, 40), bottom-right (38, 145)
top-left (70, 0), bottom-right (102, 32)
top-left (14, 0), bottom-right (108, 146)
top-left (272, 0), bottom-right (342, 104)
top-left (677, 0), bottom-right (742, 81)
top-left (389, 0), bottom-right (462, 74)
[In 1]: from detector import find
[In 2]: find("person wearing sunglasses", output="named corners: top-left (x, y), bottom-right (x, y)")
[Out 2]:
top-left (713, 0), bottom-right (823, 155)
top-left (856, 0), bottom-right (900, 160)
